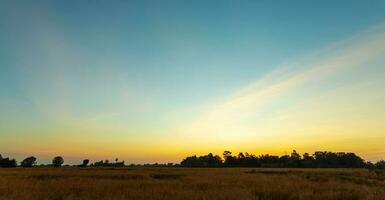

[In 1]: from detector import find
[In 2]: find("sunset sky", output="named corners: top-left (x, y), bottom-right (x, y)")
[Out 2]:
top-left (1, 0), bottom-right (385, 164)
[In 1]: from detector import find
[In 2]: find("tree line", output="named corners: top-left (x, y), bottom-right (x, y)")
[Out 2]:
top-left (1, 151), bottom-right (385, 169)
top-left (0, 155), bottom-right (66, 168)
top-left (0, 154), bottom-right (125, 168)
top-left (181, 150), bottom-right (385, 169)
top-left (0, 153), bottom-right (178, 168)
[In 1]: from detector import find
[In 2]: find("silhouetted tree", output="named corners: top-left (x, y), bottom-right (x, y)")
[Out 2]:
top-left (83, 159), bottom-right (89, 166)
top-left (181, 153), bottom-right (222, 167)
top-left (0, 154), bottom-right (17, 168)
top-left (21, 156), bottom-right (37, 167)
top-left (301, 152), bottom-right (315, 167)
top-left (223, 151), bottom-right (238, 167)
top-left (279, 155), bottom-right (291, 167)
top-left (52, 156), bottom-right (64, 167)
top-left (259, 154), bottom-right (280, 167)
top-left (114, 160), bottom-right (125, 167)
top-left (288, 150), bottom-right (301, 167)
top-left (93, 160), bottom-right (104, 167)
top-left (181, 150), bottom-right (368, 168)
top-left (312, 151), bottom-right (365, 168)
top-left (223, 151), bottom-right (232, 160)
top-left (365, 161), bottom-right (375, 170)
top-left (375, 160), bottom-right (385, 169)
top-left (78, 159), bottom-right (90, 167)
top-left (92, 159), bottom-right (125, 167)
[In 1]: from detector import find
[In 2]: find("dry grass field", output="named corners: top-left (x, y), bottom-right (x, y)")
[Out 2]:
top-left (0, 168), bottom-right (384, 200)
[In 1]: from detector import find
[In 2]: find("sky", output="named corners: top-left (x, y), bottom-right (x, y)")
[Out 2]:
top-left (1, 0), bottom-right (385, 164)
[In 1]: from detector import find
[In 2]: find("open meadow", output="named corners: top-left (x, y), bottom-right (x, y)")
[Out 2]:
top-left (0, 168), bottom-right (384, 200)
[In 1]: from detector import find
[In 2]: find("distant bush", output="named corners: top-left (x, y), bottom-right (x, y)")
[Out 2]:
top-left (91, 159), bottom-right (125, 167)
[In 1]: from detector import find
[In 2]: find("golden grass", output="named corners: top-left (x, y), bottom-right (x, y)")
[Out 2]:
top-left (0, 168), bottom-right (384, 200)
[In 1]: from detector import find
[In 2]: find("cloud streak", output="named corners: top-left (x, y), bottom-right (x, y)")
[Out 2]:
top-left (176, 25), bottom-right (385, 158)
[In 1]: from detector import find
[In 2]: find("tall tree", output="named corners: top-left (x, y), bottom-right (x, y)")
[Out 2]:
top-left (52, 156), bottom-right (64, 167)
top-left (21, 156), bottom-right (37, 167)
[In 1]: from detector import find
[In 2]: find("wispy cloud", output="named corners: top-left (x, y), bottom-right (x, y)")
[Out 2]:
top-left (175, 25), bottom-right (385, 156)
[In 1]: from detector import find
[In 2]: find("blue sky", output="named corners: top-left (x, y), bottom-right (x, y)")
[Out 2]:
top-left (2, 1), bottom-right (385, 101)
top-left (1, 1), bottom-right (385, 164)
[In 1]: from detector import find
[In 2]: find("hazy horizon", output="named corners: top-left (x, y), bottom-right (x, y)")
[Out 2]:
top-left (1, 0), bottom-right (385, 165)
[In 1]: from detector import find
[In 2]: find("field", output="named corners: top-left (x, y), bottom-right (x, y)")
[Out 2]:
top-left (0, 168), bottom-right (385, 200)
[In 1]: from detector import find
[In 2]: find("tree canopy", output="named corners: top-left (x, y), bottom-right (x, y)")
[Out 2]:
top-left (21, 156), bottom-right (37, 167)
top-left (180, 150), bottom-right (369, 168)
top-left (0, 154), bottom-right (17, 168)
top-left (52, 156), bottom-right (64, 167)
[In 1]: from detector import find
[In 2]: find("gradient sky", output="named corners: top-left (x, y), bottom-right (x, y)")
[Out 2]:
top-left (1, 0), bottom-right (385, 164)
